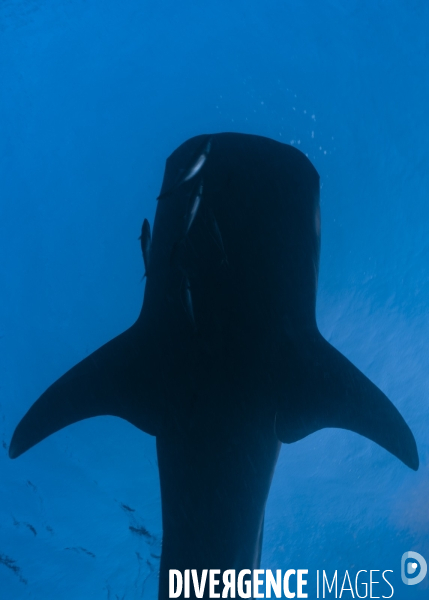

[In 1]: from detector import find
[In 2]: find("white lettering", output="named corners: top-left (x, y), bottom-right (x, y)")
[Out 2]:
top-left (284, 570), bottom-right (296, 599)
top-left (184, 570), bottom-right (190, 598)
top-left (297, 570), bottom-right (308, 598)
top-left (169, 568), bottom-right (393, 599)
top-left (253, 570), bottom-right (264, 598)
top-left (169, 570), bottom-right (182, 599)
top-left (355, 571), bottom-right (367, 599)
top-left (210, 570), bottom-right (221, 598)
top-left (237, 570), bottom-right (251, 599)
top-left (340, 571), bottom-right (354, 598)
top-left (266, 570), bottom-right (282, 598)
top-left (382, 571), bottom-right (394, 599)
top-left (222, 570), bottom-right (236, 598)
top-left (370, 571), bottom-right (380, 598)
top-left (192, 570), bottom-right (208, 599)
top-left (323, 571), bottom-right (338, 598)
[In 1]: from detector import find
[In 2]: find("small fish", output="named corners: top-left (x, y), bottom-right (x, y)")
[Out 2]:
top-left (181, 137), bottom-right (212, 184)
top-left (184, 180), bottom-right (203, 236)
top-left (139, 219), bottom-right (151, 278)
top-left (182, 277), bottom-right (197, 332)
top-left (157, 136), bottom-right (212, 199)
top-left (207, 209), bottom-right (228, 265)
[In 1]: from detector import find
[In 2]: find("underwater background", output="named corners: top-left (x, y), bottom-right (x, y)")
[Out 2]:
top-left (1, 1), bottom-right (428, 598)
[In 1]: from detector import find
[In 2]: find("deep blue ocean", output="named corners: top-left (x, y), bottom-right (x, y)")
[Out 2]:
top-left (1, 1), bottom-right (428, 598)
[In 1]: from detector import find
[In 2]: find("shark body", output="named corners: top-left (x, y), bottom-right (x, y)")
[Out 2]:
top-left (10, 133), bottom-right (418, 599)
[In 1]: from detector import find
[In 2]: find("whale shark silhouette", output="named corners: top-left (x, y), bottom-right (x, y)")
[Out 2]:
top-left (9, 133), bottom-right (418, 598)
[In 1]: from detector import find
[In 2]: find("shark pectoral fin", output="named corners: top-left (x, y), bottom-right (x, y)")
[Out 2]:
top-left (275, 334), bottom-right (419, 471)
top-left (9, 323), bottom-right (161, 459)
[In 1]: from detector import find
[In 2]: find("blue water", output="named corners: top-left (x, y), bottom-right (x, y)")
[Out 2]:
top-left (1, 1), bottom-right (428, 598)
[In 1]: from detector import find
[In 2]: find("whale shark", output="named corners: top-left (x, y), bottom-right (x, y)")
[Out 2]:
top-left (9, 133), bottom-right (418, 598)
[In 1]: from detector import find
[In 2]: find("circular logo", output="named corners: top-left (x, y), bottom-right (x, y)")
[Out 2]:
top-left (401, 552), bottom-right (427, 586)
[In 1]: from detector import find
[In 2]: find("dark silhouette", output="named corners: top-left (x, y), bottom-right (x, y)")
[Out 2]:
top-left (9, 133), bottom-right (418, 599)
